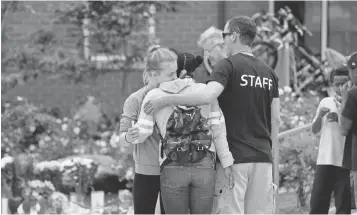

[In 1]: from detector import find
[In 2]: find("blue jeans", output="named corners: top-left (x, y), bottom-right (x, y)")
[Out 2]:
top-left (160, 152), bottom-right (216, 214)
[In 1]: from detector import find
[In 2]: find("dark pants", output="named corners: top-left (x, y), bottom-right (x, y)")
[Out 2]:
top-left (133, 173), bottom-right (165, 214)
top-left (310, 165), bottom-right (351, 214)
top-left (160, 153), bottom-right (216, 214)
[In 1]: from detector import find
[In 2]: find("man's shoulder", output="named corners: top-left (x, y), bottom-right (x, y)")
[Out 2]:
top-left (215, 58), bottom-right (233, 69)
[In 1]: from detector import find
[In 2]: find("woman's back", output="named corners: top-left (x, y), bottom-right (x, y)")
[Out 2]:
top-left (146, 78), bottom-right (212, 139)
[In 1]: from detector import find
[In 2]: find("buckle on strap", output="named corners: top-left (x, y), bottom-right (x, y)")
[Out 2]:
top-left (197, 146), bottom-right (204, 151)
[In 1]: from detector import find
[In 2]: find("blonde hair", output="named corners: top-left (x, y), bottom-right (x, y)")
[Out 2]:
top-left (142, 46), bottom-right (177, 85)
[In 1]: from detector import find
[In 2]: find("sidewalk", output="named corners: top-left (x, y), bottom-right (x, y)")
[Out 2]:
top-left (329, 207), bottom-right (357, 214)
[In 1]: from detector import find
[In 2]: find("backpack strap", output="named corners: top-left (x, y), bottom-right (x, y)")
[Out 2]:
top-left (160, 158), bottom-right (172, 172)
top-left (155, 124), bottom-right (172, 172)
top-left (154, 124), bottom-right (165, 159)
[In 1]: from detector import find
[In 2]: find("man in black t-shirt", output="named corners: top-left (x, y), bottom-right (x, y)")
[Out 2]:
top-left (341, 52), bottom-right (357, 203)
top-left (143, 16), bottom-right (280, 214)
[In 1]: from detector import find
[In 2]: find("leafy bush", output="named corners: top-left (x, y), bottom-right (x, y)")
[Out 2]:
top-left (279, 87), bottom-right (320, 210)
top-left (1, 96), bottom-right (133, 196)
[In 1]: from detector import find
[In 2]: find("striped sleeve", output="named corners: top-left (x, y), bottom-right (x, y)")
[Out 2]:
top-left (209, 99), bottom-right (234, 168)
top-left (208, 99), bottom-right (224, 126)
top-left (133, 91), bottom-right (156, 144)
top-left (119, 95), bottom-right (139, 135)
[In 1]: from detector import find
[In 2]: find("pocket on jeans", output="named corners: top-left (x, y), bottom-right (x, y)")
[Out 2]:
top-left (160, 167), bottom-right (186, 189)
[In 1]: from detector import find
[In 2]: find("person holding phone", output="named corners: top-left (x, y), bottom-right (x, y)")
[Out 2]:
top-left (310, 66), bottom-right (352, 214)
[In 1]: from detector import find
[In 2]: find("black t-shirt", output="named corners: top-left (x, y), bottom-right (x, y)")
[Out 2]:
top-left (207, 53), bottom-right (279, 164)
top-left (342, 87), bottom-right (357, 170)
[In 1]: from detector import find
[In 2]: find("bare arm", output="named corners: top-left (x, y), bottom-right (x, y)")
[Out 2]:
top-left (209, 100), bottom-right (234, 168)
top-left (164, 81), bottom-right (224, 106)
top-left (144, 59), bottom-right (232, 115)
top-left (311, 100), bottom-right (328, 135)
top-left (312, 116), bottom-right (323, 135)
top-left (271, 98), bottom-right (280, 143)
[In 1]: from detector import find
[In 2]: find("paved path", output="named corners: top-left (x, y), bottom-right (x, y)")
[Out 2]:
top-left (329, 207), bottom-right (357, 214)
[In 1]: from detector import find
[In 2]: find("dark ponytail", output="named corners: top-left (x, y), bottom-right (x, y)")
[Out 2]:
top-left (194, 55), bottom-right (203, 68)
top-left (169, 48), bottom-right (204, 77)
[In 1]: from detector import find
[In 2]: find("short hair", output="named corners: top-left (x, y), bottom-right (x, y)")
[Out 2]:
top-left (330, 66), bottom-right (350, 82)
top-left (347, 51), bottom-right (357, 70)
top-left (227, 16), bottom-right (257, 46)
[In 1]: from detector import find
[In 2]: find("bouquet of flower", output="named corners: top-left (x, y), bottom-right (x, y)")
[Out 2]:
top-left (46, 191), bottom-right (70, 214)
top-left (118, 190), bottom-right (133, 214)
top-left (33, 160), bottom-right (62, 189)
top-left (60, 157), bottom-right (98, 195)
top-left (28, 180), bottom-right (56, 200)
top-left (18, 180), bottom-right (56, 214)
top-left (1, 156), bottom-right (14, 197)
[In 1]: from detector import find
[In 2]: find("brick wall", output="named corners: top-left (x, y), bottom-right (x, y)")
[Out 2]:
top-left (155, 1), bottom-right (220, 55)
top-left (225, 1), bottom-right (269, 19)
top-left (2, 1), bottom-right (79, 52)
top-left (155, 1), bottom-right (269, 55)
top-left (2, 1), bottom-right (270, 58)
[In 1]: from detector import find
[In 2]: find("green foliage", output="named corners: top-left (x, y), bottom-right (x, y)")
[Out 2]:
top-left (54, 1), bottom-right (185, 64)
top-left (1, 96), bottom-right (134, 213)
top-left (2, 1), bottom-right (184, 94)
top-left (279, 87), bottom-right (320, 209)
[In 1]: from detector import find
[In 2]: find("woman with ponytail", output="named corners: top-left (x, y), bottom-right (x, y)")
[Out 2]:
top-left (133, 49), bottom-right (234, 214)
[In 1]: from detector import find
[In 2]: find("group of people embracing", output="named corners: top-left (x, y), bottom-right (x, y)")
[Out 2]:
top-left (119, 15), bottom-right (280, 214)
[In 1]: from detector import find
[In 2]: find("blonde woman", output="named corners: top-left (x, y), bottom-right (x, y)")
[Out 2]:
top-left (119, 46), bottom-right (169, 214)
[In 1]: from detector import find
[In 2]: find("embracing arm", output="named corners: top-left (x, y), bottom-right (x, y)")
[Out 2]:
top-left (312, 101), bottom-right (324, 134)
top-left (144, 59), bottom-right (232, 114)
top-left (163, 59), bottom-right (232, 106)
top-left (210, 100), bottom-right (234, 168)
top-left (165, 81), bottom-right (224, 106)
top-left (134, 91), bottom-right (156, 143)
